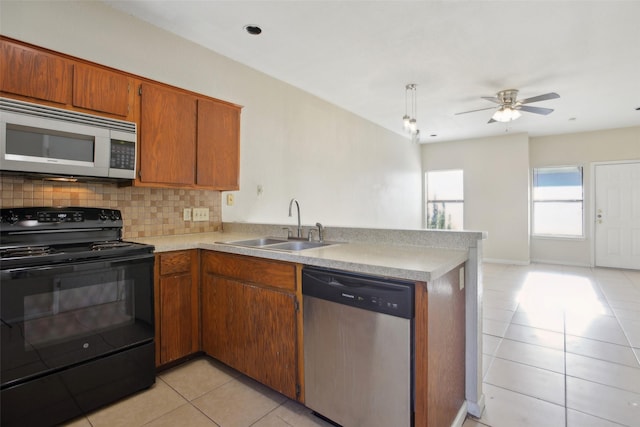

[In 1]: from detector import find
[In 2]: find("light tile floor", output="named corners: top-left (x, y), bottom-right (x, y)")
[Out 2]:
top-left (63, 263), bottom-right (640, 427)
top-left (468, 263), bottom-right (640, 427)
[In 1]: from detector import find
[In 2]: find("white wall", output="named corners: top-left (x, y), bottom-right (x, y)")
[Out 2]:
top-left (422, 127), bottom-right (640, 266)
top-left (0, 0), bottom-right (423, 230)
top-left (422, 133), bottom-right (530, 263)
top-left (530, 126), bottom-right (640, 266)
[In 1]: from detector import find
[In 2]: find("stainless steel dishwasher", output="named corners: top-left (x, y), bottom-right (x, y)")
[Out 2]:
top-left (302, 266), bottom-right (414, 427)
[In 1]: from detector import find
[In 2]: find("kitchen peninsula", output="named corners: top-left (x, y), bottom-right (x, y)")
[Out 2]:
top-left (136, 223), bottom-right (486, 427)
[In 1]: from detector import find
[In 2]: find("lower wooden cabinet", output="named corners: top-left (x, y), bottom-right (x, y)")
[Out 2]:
top-left (201, 251), bottom-right (302, 401)
top-left (155, 250), bottom-right (200, 366)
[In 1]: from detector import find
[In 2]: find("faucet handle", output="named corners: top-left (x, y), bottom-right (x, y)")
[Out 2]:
top-left (307, 228), bottom-right (317, 242)
top-left (282, 227), bottom-right (292, 238)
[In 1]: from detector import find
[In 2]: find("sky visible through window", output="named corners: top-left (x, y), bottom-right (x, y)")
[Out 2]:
top-left (533, 166), bottom-right (583, 237)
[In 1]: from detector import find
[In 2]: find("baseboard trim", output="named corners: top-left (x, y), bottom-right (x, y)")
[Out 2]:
top-left (482, 258), bottom-right (530, 266)
top-left (452, 401), bottom-right (469, 427)
top-left (530, 258), bottom-right (592, 267)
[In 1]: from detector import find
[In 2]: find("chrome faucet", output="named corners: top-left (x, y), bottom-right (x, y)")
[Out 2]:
top-left (315, 222), bottom-right (324, 242)
top-left (288, 198), bottom-right (302, 238)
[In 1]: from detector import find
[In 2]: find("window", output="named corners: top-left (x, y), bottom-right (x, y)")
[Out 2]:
top-left (425, 169), bottom-right (463, 230)
top-left (532, 166), bottom-right (583, 237)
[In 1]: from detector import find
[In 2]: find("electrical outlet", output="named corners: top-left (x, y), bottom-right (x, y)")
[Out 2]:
top-left (193, 208), bottom-right (209, 222)
top-left (226, 194), bottom-right (234, 206)
top-left (183, 208), bottom-right (192, 221)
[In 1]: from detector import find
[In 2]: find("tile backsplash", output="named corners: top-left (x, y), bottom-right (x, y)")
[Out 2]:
top-left (0, 176), bottom-right (222, 239)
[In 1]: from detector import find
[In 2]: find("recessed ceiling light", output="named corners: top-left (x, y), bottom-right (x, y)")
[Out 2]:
top-left (243, 25), bottom-right (262, 35)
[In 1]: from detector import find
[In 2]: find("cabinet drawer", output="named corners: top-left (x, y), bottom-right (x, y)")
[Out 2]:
top-left (202, 251), bottom-right (296, 291)
top-left (159, 251), bottom-right (192, 276)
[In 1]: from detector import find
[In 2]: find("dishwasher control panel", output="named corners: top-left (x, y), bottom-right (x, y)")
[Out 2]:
top-left (302, 267), bottom-right (414, 319)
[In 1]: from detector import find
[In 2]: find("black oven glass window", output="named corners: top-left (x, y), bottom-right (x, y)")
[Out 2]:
top-left (1, 256), bottom-right (154, 387)
top-left (23, 268), bottom-right (134, 349)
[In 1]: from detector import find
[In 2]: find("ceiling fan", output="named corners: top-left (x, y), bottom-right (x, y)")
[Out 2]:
top-left (456, 89), bottom-right (560, 123)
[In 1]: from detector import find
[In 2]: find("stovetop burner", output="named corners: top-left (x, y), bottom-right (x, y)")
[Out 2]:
top-left (91, 241), bottom-right (135, 251)
top-left (0, 245), bottom-right (53, 258)
top-left (0, 207), bottom-right (154, 269)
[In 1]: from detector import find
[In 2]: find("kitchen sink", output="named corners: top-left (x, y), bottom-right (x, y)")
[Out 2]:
top-left (223, 237), bottom-right (288, 247)
top-left (219, 237), bottom-right (341, 252)
top-left (265, 240), bottom-right (334, 251)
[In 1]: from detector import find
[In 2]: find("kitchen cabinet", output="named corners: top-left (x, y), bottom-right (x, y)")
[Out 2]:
top-left (155, 250), bottom-right (200, 367)
top-left (1, 38), bottom-right (133, 120)
top-left (72, 63), bottom-right (131, 117)
top-left (139, 83), bottom-right (241, 189)
top-left (0, 39), bottom-right (72, 105)
top-left (201, 251), bottom-right (302, 400)
top-left (1, 36), bottom-right (241, 190)
top-left (139, 83), bottom-right (197, 186)
top-left (196, 99), bottom-right (240, 189)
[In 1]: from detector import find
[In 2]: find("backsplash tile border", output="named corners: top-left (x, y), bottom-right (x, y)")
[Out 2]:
top-left (0, 175), bottom-right (222, 238)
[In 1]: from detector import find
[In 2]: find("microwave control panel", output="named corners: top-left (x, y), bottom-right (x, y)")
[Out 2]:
top-left (110, 140), bottom-right (135, 171)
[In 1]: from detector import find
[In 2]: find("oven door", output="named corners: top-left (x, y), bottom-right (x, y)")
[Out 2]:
top-left (0, 252), bottom-right (154, 389)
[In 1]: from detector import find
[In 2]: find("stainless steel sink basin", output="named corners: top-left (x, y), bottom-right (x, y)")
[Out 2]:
top-left (266, 240), bottom-right (334, 251)
top-left (219, 236), bottom-right (341, 252)
top-left (223, 237), bottom-right (287, 247)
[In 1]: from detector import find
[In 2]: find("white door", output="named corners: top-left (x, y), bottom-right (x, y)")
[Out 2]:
top-left (594, 162), bottom-right (640, 269)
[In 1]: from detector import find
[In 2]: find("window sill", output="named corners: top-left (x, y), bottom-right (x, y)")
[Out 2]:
top-left (531, 234), bottom-right (586, 241)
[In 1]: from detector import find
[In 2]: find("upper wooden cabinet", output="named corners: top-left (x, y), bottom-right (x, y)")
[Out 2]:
top-left (72, 63), bottom-right (131, 117)
top-left (139, 83), bottom-right (197, 186)
top-left (0, 40), bottom-right (72, 105)
top-left (1, 37), bottom-right (241, 190)
top-left (197, 99), bottom-right (240, 190)
top-left (138, 83), bottom-right (240, 189)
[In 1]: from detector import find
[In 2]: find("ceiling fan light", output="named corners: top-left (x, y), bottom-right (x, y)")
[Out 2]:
top-left (492, 107), bottom-right (521, 122)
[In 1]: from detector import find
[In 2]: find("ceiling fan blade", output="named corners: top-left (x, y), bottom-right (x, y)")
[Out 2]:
top-left (519, 92), bottom-right (560, 104)
top-left (488, 118), bottom-right (497, 124)
top-left (455, 106), bottom-right (497, 115)
top-left (518, 105), bottom-right (554, 115)
top-left (481, 96), bottom-right (502, 104)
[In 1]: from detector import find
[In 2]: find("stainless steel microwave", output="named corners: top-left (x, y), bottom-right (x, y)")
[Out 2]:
top-left (0, 97), bottom-right (137, 180)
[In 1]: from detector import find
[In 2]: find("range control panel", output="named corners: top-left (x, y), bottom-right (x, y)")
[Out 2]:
top-left (0, 207), bottom-right (123, 229)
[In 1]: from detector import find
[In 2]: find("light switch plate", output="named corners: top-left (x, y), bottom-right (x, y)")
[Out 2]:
top-left (183, 208), bottom-right (192, 221)
top-left (193, 208), bottom-right (209, 222)
top-left (459, 266), bottom-right (465, 290)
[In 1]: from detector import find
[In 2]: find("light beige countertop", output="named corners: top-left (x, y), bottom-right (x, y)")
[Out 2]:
top-left (133, 231), bottom-right (469, 282)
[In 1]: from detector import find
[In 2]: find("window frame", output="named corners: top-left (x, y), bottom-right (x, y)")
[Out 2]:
top-left (531, 165), bottom-right (585, 238)
top-left (424, 169), bottom-right (464, 230)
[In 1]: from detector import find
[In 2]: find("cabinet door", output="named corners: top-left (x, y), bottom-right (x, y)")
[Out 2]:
top-left (73, 63), bottom-right (130, 117)
top-left (0, 39), bottom-right (71, 104)
top-left (159, 274), bottom-right (194, 363)
top-left (156, 250), bottom-right (199, 366)
top-left (140, 83), bottom-right (197, 185)
top-left (196, 99), bottom-right (240, 189)
top-left (202, 274), bottom-right (298, 399)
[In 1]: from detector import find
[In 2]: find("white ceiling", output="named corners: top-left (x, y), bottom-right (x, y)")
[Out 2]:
top-left (103, 0), bottom-right (640, 143)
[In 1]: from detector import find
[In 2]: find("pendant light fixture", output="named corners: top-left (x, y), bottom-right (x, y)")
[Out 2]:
top-left (402, 84), bottom-right (420, 142)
